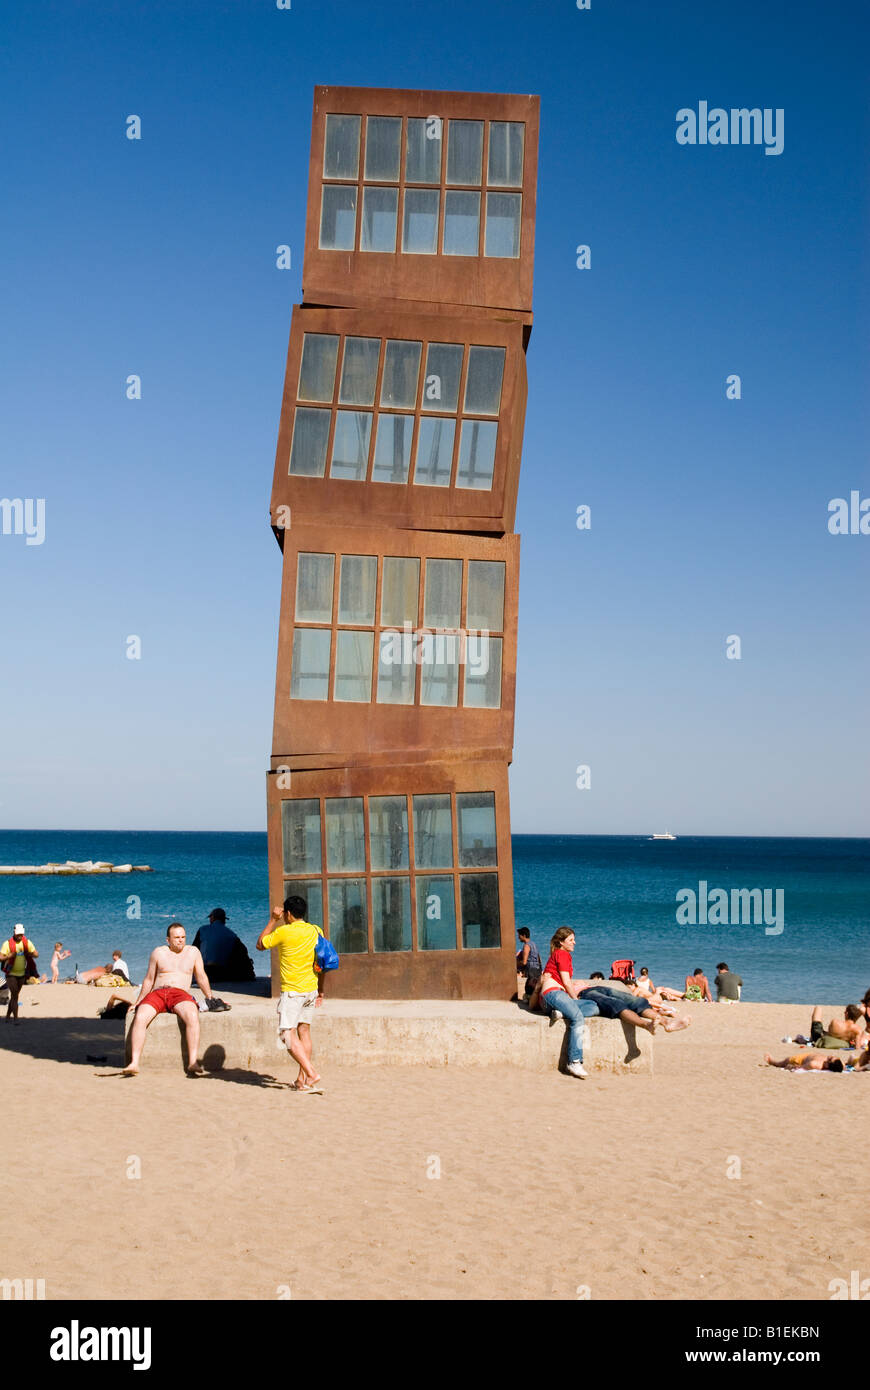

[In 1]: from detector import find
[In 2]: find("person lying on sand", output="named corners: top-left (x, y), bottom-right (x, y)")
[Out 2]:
top-left (764, 1051), bottom-right (845, 1071)
top-left (122, 923), bottom-right (216, 1076)
top-left (795, 1005), bottom-right (868, 1051)
top-left (76, 964), bottom-right (114, 984)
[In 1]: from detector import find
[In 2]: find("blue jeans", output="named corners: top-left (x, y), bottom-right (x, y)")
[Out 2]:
top-left (542, 990), bottom-right (599, 1065)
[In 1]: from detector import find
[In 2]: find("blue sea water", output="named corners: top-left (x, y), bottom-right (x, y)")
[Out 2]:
top-left (0, 832), bottom-right (866, 1004)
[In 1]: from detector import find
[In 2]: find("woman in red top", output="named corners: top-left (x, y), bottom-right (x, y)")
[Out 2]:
top-left (538, 927), bottom-right (599, 1080)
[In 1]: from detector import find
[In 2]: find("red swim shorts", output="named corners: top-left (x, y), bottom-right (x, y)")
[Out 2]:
top-left (137, 986), bottom-right (195, 1014)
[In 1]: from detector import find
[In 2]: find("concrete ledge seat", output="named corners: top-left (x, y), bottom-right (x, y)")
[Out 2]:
top-left (126, 999), bottom-right (652, 1075)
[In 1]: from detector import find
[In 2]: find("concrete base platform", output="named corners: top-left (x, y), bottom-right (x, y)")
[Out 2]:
top-left (125, 999), bottom-right (653, 1075)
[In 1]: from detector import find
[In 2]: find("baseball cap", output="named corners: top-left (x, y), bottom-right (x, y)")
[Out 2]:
top-left (12, 924), bottom-right (25, 936)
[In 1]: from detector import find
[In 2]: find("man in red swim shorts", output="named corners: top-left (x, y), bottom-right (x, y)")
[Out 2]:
top-left (123, 923), bottom-right (216, 1076)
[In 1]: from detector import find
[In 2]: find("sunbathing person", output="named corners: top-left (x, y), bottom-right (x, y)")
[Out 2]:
top-left (684, 968), bottom-right (713, 1003)
top-left (764, 1051), bottom-right (845, 1072)
top-left (574, 980), bottom-right (691, 1033)
top-left (795, 1005), bottom-right (868, 1051)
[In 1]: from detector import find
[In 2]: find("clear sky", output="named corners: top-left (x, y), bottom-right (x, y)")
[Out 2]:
top-left (1, 0), bottom-right (867, 835)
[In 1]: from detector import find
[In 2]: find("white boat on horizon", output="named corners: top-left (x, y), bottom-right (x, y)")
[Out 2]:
top-left (649, 831), bottom-right (677, 841)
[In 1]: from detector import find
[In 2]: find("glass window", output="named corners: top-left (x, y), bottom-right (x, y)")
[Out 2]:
top-left (422, 343), bottom-right (463, 413)
top-left (457, 792), bottom-right (497, 867)
top-left (372, 877), bottom-right (412, 952)
top-left (416, 875), bottom-right (457, 950)
top-left (364, 115), bottom-right (401, 181)
top-left (319, 185), bottom-right (357, 251)
top-left (281, 799), bottom-right (322, 874)
top-left (376, 633), bottom-right (415, 704)
top-left (464, 636), bottom-right (502, 709)
top-left (456, 420), bottom-right (497, 490)
top-left (295, 552), bottom-right (335, 623)
top-left (423, 558), bottom-right (462, 628)
top-left (338, 337), bottom-right (380, 406)
top-left (334, 630), bottom-right (374, 702)
top-left (298, 334), bottom-right (339, 403)
top-left (283, 878), bottom-right (323, 930)
top-left (446, 119), bottom-right (483, 185)
top-left (329, 410), bottom-right (372, 481)
top-left (466, 561), bottom-right (505, 631)
top-left (487, 121), bottom-right (524, 187)
top-left (369, 795), bottom-right (409, 870)
top-left (380, 556), bottom-right (419, 627)
top-left (413, 417), bottom-right (454, 488)
top-left (402, 188), bottom-right (439, 254)
top-left (323, 113), bottom-right (360, 179)
top-left (338, 555), bottom-right (377, 625)
top-left (485, 192), bottom-right (521, 258)
top-left (328, 879), bottom-right (368, 953)
top-left (380, 340), bottom-right (421, 408)
top-left (413, 794), bottom-right (453, 868)
top-left (443, 191), bottom-right (480, 255)
top-left (463, 346), bottom-right (505, 416)
top-left (289, 407), bottom-right (331, 477)
top-left (361, 186), bottom-right (398, 252)
top-left (290, 628), bottom-right (331, 700)
top-left (461, 873), bottom-right (501, 948)
top-left (420, 633), bottom-right (460, 706)
top-left (372, 414), bottom-right (414, 484)
top-left (325, 797), bottom-right (365, 872)
top-left (405, 116), bottom-right (442, 183)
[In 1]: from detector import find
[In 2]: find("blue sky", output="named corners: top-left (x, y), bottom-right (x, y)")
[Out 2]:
top-left (1, 0), bottom-right (867, 834)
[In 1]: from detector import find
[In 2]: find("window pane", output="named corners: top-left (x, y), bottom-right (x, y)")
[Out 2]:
top-left (464, 636), bottom-right (502, 709)
top-left (289, 407), bottom-right (331, 477)
top-left (460, 873), bottom-right (501, 948)
top-left (466, 560), bottom-right (505, 630)
top-left (457, 792), bottom-right (497, 867)
top-left (298, 334), bottom-right (339, 402)
top-left (372, 414), bottom-right (414, 484)
top-left (380, 340), bottom-right (422, 408)
top-left (416, 875), bottom-right (457, 950)
top-left (329, 410), bottom-right (372, 480)
top-left (372, 877), bottom-right (412, 952)
top-left (487, 121), bottom-right (524, 187)
top-left (361, 186), bottom-right (397, 252)
top-left (364, 115), bottom-right (401, 181)
top-left (369, 795), bottom-right (409, 870)
top-left (422, 343), bottom-right (463, 412)
top-left (420, 633), bottom-right (459, 706)
top-left (413, 417), bottom-right (454, 487)
top-left (443, 191), bottom-right (480, 255)
top-left (485, 192), bottom-right (521, 258)
top-left (406, 116), bottom-right (442, 182)
top-left (376, 633), bottom-right (415, 705)
top-left (463, 346), bottom-right (505, 416)
top-left (320, 185), bottom-right (357, 250)
top-left (334, 630), bottom-right (374, 702)
top-left (402, 188), bottom-right (439, 254)
top-left (338, 554), bottom-right (377, 624)
top-left (323, 113), bottom-right (360, 179)
top-left (282, 878), bottom-right (323, 929)
top-left (325, 797), bottom-right (365, 872)
top-left (328, 878), bottom-right (368, 953)
top-left (456, 420), bottom-right (497, 490)
top-left (295, 552), bottom-right (335, 623)
top-left (380, 556), bottom-right (419, 626)
top-left (339, 336), bottom-right (380, 406)
top-left (446, 119), bottom-right (483, 184)
top-left (290, 629), bottom-right (331, 700)
top-left (281, 799), bottom-right (321, 874)
top-left (413, 794), bottom-right (453, 868)
top-left (423, 558), bottom-right (461, 627)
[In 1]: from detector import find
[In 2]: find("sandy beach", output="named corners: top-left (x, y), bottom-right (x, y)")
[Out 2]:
top-left (2, 983), bottom-right (868, 1302)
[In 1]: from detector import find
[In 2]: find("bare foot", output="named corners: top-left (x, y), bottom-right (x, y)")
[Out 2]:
top-left (664, 1017), bottom-right (691, 1033)
top-left (763, 1053), bottom-right (773, 1065)
top-left (121, 1064), bottom-right (139, 1076)
top-left (186, 1063), bottom-right (206, 1077)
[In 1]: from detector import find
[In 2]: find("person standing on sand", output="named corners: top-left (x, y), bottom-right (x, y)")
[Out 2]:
top-left (122, 923), bottom-right (215, 1076)
top-left (50, 942), bottom-right (71, 983)
top-left (515, 927), bottom-right (542, 1002)
top-left (257, 896), bottom-right (325, 1094)
top-left (1, 924), bottom-right (39, 1022)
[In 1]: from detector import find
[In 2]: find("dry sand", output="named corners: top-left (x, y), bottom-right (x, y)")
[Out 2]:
top-left (2, 983), bottom-right (868, 1301)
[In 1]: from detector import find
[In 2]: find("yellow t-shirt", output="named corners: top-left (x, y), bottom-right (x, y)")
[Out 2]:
top-left (1, 939), bottom-right (36, 978)
top-left (261, 920), bottom-right (321, 994)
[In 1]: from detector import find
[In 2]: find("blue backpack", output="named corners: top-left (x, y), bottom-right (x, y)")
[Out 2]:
top-left (314, 930), bottom-right (340, 973)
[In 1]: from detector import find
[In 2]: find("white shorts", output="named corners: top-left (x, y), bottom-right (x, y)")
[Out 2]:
top-left (277, 990), bottom-right (318, 1033)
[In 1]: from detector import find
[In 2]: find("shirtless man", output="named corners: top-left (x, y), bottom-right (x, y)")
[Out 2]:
top-left (804, 1004), bottom-right (868, 1050)
top-left (764, 1051), bottom-right (845, 1072)
top-left (123, 923), bottom-right (214, 1075)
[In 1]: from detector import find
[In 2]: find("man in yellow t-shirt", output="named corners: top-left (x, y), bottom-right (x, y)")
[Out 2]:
top-left (256, 895), bottom-right (325, 1093)
top-left (1, 924), bottom-right (39, 1023)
